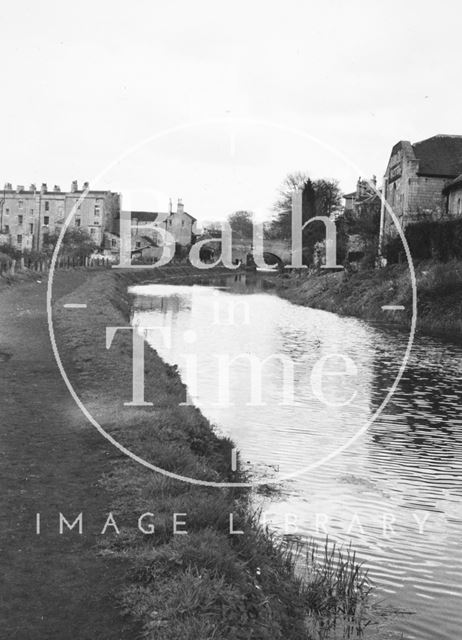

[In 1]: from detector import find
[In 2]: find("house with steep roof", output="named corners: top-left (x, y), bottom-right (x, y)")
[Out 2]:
top-left (106, 199), bottom-right (197, 262)
top-left (112, 199), bottom-right (196, 247)
top-left (382, 135), bottom-right (462, 235)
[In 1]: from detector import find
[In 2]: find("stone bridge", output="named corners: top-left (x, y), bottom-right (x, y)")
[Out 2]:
top-left (231, 239), bottom-right (292, 266)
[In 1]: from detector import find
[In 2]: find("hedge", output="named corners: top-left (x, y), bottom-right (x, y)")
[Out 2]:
top-left (384, 218), bottom-right (462, 263)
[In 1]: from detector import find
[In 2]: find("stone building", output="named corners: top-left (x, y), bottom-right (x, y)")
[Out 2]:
top-left (343, 176), bottom-right (378, 214)
top-left (382, 135), bottom-right (462, 235)
top-left (105, 199), bottom-right (197, 261)
top-left (128, 199), bottom-right (196, 246)
top-left (0, 181), bottom-right (120, 251)
top-left (442, 175), bottom-right (462, 216)
top-left (342, 176), bottom-right (381, 264)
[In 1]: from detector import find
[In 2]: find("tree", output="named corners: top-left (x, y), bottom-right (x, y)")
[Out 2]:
top-left (314, 179), bottom-right (343, 219)
top-left (42, 228), bottom-right (98, 257)
top-left (227, 210), bottom-right (254, 240)
top-left (341, 196), bottom-right (381, 267)
top-left (269, 171), bottom-right (310, 239)
top-left (268, 172), bottom-right (342, 240)
top-left (268, 172), bottom-right (343, 266)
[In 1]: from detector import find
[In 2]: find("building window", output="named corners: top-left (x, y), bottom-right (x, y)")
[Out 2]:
top-left (136, 241), bottom-right (141, 248)
top-left (5, 208), bottom-right (9, 215)
top-left (94, 220), bottom-right (100, 225)
top-left (111, 239), bottom-right (117, 247)
top-left (168, 219), bottom-right (172, 226)
top-left (94, 204), bottom-right (101, 216)
top-left (4, 225), bottom-right (9, 233)
top-left (75, 218), bottom-right (81, 227)
top-left (18, 214), bottom-right (23, 225)
top-left (30, 208), bottom-right (34, 215)
top-left (17, 234), bottom-right (22, 244)
top-left (90, 228), bottom-right (96, 235)
top-left (18, 199), bottom-right (23, 209)
top-left (44, 216), bottom-right (49, 226)
top-left (29, 223), bottom-right (33, 233)
top-left (181, 220), bottom-right (185, 227)
top-left (45, 201), bottom-right (49, 211)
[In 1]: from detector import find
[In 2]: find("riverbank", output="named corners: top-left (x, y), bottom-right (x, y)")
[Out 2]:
top-left (274, 259), bottom-right (462, 342)
top-left (0, 270), bottom-right (140, 639)
top-left (52, 267), bottom-right (375, 639)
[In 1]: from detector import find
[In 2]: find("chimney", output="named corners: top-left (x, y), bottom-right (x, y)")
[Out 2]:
top-left (16, 185), bottom-right (24, 193)
top-left (41, 183), bottom-right (47, 194)
top-left (177, 198), bottom-right (184, 214)
top-left (168, 197), bottom-right (172, 214)
top-left (53, 185), bottom-right (61, 192)
top-left (71, 180), bottom-right (78, 193)
top-left (29, 183), bottom-right (36, 192)
top-left (82, 181), bottom-right (89, 190)
top-left (4, 182), bottom-right (12, 190)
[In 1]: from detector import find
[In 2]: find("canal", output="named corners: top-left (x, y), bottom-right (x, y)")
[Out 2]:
top-left (130, 273), bottom-right (462, 640)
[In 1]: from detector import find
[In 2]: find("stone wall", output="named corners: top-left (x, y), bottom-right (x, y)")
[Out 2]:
top-left (447, 185), bottom-right (462, 216)
top-left (383, 143), bottom-right (450, 235)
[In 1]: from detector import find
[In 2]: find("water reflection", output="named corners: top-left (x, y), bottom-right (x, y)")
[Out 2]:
top-left (130, 275), bottom-right (462, 640)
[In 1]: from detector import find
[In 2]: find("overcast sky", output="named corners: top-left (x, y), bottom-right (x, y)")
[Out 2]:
top-left (1, 0), bottom-right (460, 220)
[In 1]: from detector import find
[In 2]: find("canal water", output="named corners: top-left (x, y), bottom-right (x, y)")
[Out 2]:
top-left (130, 273), bottom-right (462, 640)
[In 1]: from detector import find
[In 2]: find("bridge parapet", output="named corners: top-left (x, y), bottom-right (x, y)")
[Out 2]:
top-left (231, 240), bottom-right (292, 265)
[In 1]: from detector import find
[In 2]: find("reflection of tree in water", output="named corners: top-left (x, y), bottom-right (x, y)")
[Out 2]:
top-left (368, 338), bottom-right (462, 472)
top-left (134, 293), bottom-right (192, 315)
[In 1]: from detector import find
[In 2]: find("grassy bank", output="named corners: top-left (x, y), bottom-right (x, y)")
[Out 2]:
top-left (53, 267), bottom-right (374, 640)
top-left (275, 259), bottom-right (462, 342)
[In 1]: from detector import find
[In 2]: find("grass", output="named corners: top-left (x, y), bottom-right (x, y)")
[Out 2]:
top-left (276, 258), bottom-right (462, 342)
top-left (302, 540), bottom-right (372, 639)
top-left (54, 267), bottom-right (374, 640)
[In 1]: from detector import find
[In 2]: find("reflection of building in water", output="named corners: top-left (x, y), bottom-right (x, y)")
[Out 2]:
top-left (134, 293), bottom-right (192, 315)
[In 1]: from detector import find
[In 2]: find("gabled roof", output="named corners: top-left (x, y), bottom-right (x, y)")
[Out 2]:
top-left (412, 135), bottom-right (462, 177)
top-left (126, 210), bottom-right (197, 222)
top-left (442, 174), bottom-right (462, 194)
top-left (129, 211), bottom-right (161, 222)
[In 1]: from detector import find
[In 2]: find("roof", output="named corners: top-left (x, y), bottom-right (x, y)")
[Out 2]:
top-left (128, 209), bottom-right (197, 222)
top-left (141, 235), bottom-right (158, 246)
top-left (412, 135), bottom-right (462, 177)
top-left (2, 189), bottom-right (114, 196)
top-left (129, 211), bottom-right (160, 222)
top-left (442, 174), bottom-right (462, 194)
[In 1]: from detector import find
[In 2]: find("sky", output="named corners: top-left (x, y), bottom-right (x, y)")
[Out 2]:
top-left (1, 0), bottom-right (461, 221)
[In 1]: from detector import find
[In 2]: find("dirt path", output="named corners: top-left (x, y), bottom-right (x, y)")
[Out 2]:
top-left (0, 271), bottom-right (138, 640)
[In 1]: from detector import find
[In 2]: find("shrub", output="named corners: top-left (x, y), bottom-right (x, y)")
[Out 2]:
top-left (385, 218), bottom-right (462, 263)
